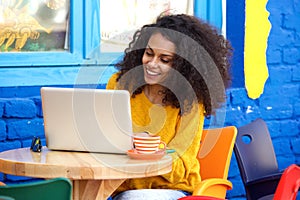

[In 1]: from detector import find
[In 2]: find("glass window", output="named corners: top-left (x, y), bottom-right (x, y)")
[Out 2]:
top-left (0, 0), bottom-right (69, 52)
top-left (0, 0), bottom-right (101, 67)
top-left (100, 0), bottom-right (193, 53)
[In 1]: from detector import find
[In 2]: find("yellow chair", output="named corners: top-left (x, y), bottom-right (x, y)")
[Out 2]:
top-left (181, 126), bottom-right (237, 199)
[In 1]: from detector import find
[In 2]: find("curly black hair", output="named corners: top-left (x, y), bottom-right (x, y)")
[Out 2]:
top-left (114, 14), bottom-right (233, 117)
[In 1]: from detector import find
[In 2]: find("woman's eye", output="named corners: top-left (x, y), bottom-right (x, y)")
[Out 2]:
top-left (145, 51), bottom-right (153, 56)
top-left (161, 58), bottom-right (171, 64)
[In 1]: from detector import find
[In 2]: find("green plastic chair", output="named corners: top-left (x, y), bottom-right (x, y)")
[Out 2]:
top-left (0, 177), bottom-right (72, 200)
top-left (0, 196), bottom-right (14, 200)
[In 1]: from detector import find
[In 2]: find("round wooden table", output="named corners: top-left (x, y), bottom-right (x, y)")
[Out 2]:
top-left (0, 147), bottom-right (172, 200)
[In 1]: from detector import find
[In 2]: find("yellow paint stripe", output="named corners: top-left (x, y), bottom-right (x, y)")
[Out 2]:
top-left (244, 0), bottom-right (271, 99)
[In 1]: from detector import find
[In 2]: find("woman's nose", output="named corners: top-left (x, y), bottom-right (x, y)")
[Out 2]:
top-left (148, 57), bottom-right (159, 68)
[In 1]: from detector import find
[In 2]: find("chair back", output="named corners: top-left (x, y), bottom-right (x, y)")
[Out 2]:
top-left (234, 118), bottom-right (279, 183)
top-left (273, 164), bottom-right (300, 200)
top-left (0, 177), bottom-right (72, 200)
top-left (198, 126), bottom-right (237, 180)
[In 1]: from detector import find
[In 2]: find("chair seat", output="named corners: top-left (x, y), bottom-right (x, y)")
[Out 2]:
top-left (246, 172), bottom-right (282, 186)
top-left (257, 194), bottom-right (274, 200)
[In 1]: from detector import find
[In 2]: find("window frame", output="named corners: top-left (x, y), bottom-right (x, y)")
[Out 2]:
top-left (0, 0), bottom-right (236, 87)
top-left (0, 0), bottom-right (102, 67)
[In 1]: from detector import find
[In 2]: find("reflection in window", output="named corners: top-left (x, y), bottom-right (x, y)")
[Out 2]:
top-left (0, 0), bottom-right (69, 52)
top-left (100, 0), bottom-right (193, 52)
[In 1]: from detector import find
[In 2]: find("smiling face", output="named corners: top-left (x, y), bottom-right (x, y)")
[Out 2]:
top-left (142, 32), bottom-right (176, 85)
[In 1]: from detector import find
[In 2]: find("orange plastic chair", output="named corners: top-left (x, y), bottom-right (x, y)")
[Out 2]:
top-left (179, 126), bottom-right (237, 199)
top-left (273, 164), bottom-right (300, 200)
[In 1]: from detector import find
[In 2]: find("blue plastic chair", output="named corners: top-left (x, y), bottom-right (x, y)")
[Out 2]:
top-left (234, 118), bottom-right (282, 200)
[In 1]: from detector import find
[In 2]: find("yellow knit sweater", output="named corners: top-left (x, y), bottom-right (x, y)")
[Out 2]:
top-left (106, 73), bottom-right (204, 193)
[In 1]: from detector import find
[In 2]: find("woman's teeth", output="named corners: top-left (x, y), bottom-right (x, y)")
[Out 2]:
top-left (147, 69), bottom-right (160, 76)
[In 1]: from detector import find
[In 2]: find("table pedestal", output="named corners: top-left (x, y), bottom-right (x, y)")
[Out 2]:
top-left (73, 179), bottom-right (125, 200)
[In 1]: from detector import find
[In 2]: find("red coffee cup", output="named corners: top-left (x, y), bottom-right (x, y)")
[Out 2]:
top-left (132, 135), bottom-right (166, 154)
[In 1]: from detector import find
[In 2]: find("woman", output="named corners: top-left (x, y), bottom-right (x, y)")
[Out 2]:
top-left (106, 13), bottom-right (232, 200)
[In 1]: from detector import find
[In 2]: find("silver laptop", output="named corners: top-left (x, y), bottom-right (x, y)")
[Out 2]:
top-left (41, 87), bottom-right (133, 154)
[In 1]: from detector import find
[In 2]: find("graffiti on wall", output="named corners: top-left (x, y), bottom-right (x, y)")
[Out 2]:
top-left (0, 0), bottom-right (68, 52)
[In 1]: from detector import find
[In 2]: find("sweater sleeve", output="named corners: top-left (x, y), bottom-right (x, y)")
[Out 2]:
top-left (161, 104), bottom-right (204, 187)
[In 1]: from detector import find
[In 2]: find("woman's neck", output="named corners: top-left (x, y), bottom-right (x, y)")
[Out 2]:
top-left (144, 84), bottom-right (166, 105)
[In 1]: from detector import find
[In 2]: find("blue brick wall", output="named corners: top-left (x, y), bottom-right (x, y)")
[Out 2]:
top-left (0, 0), bottom-right (299, 199)
top-left (225, 0), bottom-right (300, 199)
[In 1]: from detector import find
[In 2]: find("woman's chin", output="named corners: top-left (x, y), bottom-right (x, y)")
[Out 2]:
top-left (144, 77), bottom-right (159, 85)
